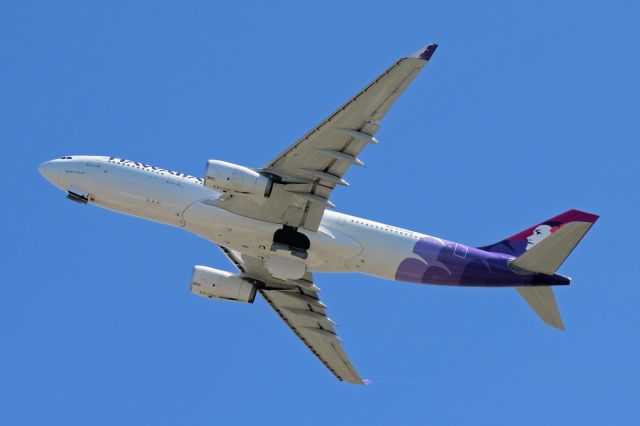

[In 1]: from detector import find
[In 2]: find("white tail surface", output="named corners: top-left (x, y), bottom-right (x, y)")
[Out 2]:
top-left (516, 286), bottom-right (564, 330)
top-left (510, 221), bottom-right (594, 275)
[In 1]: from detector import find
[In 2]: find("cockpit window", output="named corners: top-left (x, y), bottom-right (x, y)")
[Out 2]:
top-left (59, 156), bottom-right (73, 160)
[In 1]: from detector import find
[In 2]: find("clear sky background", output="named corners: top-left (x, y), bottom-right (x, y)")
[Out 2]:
top-left (2, 1), bottom-right (638, 425)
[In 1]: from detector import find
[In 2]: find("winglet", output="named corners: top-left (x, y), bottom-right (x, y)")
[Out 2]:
top-left (410, 43), bottom-right (438, 61)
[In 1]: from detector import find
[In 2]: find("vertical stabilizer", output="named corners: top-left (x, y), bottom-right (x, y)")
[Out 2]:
top-left (509, 220), bottom-right (595, 275)
top-left (516, 286), bottom-right (564, 330)
top-left (480, 209), bottom-right (599, 258)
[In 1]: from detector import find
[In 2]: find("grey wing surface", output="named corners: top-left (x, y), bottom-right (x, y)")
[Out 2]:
top-left (211, 43), bottom-right (438, 231)
top-left (218, 246), bottom-right (363, 384)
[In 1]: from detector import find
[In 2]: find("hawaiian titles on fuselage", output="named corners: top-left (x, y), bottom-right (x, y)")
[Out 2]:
top-left (108, 157), bottom-right (204, 184)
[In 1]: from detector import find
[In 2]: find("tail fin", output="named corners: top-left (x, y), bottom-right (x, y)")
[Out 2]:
top-left (480, 209), bottom-right (599, 330)
top-left (509, 214), bottom-right (597, 275)
top-left (480, 209), bottom-right (599, 261)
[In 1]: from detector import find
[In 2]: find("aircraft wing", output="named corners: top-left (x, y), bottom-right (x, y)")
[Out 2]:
top-left (211, 43), bottom-right (438, 232)
top-left (218, 246), bottom-right (364, 384)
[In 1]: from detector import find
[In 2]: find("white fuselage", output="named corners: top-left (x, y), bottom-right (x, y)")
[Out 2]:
top-left (39, 156), bottom-right (427, 281)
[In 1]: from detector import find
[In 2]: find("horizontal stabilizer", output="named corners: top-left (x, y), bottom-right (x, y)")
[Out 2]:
top-left (510, 220), bottom-right (595, 275)
top-left (516, 286), bottom-right (564, 330)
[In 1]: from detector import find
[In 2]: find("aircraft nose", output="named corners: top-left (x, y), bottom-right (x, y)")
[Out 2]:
top-left (39, 159), bottom-right (66, 189)
top-left (39, 160), bottom-right (56, 182)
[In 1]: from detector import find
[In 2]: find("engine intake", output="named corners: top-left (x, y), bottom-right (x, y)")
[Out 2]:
top-left (190, 265), bottom-right (257, 303)
top-left (204, 160), bottom-right (272, 196)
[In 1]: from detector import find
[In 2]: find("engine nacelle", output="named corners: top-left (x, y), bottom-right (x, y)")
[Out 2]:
top-left (204, 160), bottom-right (272, 196)
top-left (190, 265), bottom-right (257, 303)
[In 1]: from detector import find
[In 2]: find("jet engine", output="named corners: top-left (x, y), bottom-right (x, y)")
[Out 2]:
top-left (204, 160), bottom-right (272, 196)
top-left (190, 265), bottom-right (257, 303)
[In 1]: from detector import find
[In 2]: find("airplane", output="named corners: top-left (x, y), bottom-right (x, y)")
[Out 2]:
top-left (39, 43), bottom-right (598, 384)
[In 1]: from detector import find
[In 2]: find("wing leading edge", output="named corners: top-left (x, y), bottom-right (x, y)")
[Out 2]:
top-left (211, 43), bottom-right (438, 231)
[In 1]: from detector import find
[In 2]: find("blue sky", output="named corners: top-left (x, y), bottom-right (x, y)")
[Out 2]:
top-left (2, 1), bottom-right (638, 425)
